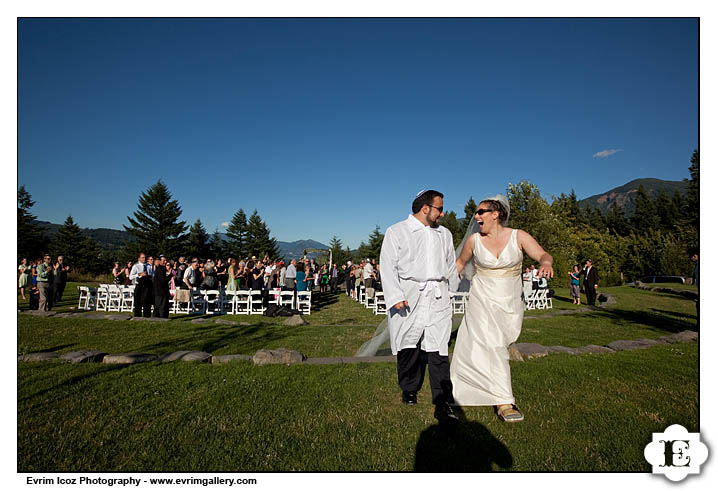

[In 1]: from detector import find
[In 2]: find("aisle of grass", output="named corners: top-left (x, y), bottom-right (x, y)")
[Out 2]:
top-left (18, 343), bottom-right (697, 471)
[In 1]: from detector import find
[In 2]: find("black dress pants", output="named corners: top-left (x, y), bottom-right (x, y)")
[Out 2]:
top-left (153, 295), bottom-right (169, 318)
top-left (134, 280), bottom-right (153, 317)
top-left (54, 281), bottom-right (66, 303)
top-left (397, 337), bottom-right (454, 405)
top-left (585, 286), bottom-right (597, 306)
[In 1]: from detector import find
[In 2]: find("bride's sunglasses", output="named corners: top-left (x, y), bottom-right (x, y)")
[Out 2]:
top-left (475, 208), bottom-right (495, 216)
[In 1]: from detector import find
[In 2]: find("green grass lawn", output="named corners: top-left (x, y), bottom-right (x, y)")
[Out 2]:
top-left (17, 283), bottom-right (699, 471)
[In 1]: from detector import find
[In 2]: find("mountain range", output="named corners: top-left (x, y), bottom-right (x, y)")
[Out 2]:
top-left (34, 177), bottom-right (686, 254)
top-left (578, 178), bottom-right (688, 216)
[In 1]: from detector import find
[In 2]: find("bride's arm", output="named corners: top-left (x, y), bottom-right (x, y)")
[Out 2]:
top-left (455, 234), bottom-right (475, 277)
top-left (517, 230), bottom-right (553, 278)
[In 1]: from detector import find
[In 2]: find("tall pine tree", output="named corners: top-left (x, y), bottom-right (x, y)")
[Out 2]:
top-left (606, 201), bottom-right (631, 236)
top-left (328, 236), bottom-right (350, 267)
top-left (51, 215), bottom-right (83, 262)
top-left (17, 185), bottom-right (47, 261)
top-left (687, 149), bottom-right (699, 231)
top-left (245, 210), bottom-right (279, 259)
top-left (123, 180), bottom-right (188, 259)
top-left (630, 184), bottom-right (659, 232)
top-left (210, 229), bottom-right (228, 259)
top-left (187, 219), bottom-right (211, 259)
top-left (225, 209), bottom-right (248, 259)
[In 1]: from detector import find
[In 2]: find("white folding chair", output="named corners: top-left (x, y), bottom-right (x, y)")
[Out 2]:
top-left (235, 290), bottom-right (251, 315)
top-left (119, 286), bottom-right (134, 312)
top-left (278, 290), bottom-right (295, 310)
top-left (95, 285), bottom-right (109, 311)
top-left (168, 289), bottom-right (176, 314)
top-left (451, 293), bottom-right (465, 314)
top-left (190, 289), bottom-right (206, 314)
top-left (220, 290), bottom-right (234, 314)
top-left (297, 291), bottom-right (312, 315)
top-left (535, 289), bottom-right (548, 310)
top-left (374, 291), bottom-right (387, 315)
top-left (249, 290), bottom-right (265, 315)
top-left (359, 286), bottom-right (367, 305)
top-left (204, 290), bottom-right (221, 314)
top-left (78, 286), bottom-right (90, 310)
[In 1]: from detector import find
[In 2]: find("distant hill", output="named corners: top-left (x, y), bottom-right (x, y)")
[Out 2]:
top-left (36, 221), bottom-right (131, 251)
top-left (36, 221), bottom-right (328, 259)
top-left (578, 178), bottom-right (688, 216)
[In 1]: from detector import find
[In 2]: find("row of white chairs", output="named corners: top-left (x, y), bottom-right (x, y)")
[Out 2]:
top-left (77, 285), bottom-right (312, 315)
top-left (524, 287), bottom-right (552, 310)
top-left (347, 284), bottom-right (469, 316)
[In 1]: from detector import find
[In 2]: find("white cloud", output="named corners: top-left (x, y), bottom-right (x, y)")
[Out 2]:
top-left (221, 221), bottom-right (229, 228)
top-left (593, 149), bottom-right (622, 158)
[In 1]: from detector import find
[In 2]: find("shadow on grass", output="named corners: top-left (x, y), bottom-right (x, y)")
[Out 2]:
top-left (414, 411), bottom-right (512, 471)
top-left (584, 308), bottom-right (697, 334)
top-left (312, 291), bottom-right (340, 311)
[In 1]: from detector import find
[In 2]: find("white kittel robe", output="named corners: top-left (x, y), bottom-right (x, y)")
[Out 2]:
top-left (380, 214), bottom-right (459, 356)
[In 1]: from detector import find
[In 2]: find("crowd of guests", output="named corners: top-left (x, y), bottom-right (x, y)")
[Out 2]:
top-left (121, 253), bottom-right (351, 318)
top-left (342, 259), bottom-right (382, 300)
top-left (17, 255), bottom-right (70, 311)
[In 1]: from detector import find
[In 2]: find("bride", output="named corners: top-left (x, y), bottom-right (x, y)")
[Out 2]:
top-left (450, 194), bottom-right (553, 422)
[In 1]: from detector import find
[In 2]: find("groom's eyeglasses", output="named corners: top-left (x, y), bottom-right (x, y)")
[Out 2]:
top-left (427, 204), bottom-right (444, 213)
top-left (475, 208), bottom-right (494, 216)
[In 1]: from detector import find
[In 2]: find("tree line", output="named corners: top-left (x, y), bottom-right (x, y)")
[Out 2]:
top-left (18, 149), bottom-right (698, 284)
top-left (17, 180), bottom-right (279, 276)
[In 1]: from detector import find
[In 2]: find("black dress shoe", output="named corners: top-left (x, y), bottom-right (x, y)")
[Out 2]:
top-left (402, 391), bottom-right (417, 405)
top-left (434, 402), bottom-right (459, 423)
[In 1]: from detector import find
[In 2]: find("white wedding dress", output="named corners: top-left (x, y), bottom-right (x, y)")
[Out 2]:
top-left (450, 229), bottom-right (524, 406)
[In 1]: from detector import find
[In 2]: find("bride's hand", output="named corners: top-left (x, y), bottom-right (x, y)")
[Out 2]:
top-left (538, 262), bottom-right (554, 278)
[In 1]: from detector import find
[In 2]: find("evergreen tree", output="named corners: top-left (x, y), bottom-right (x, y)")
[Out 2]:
top-left (630, 184), bottom-right (659, 232)
top-left (225, 209), bottom-right (248, 259)
top-left (17, 185), bottom-right (47, 261)
top-left (210, 229), bottom-right (228, 259)
top-left (438, 211), bottom-right (463, 249)
top-left (606, 202), bottom-right (631, 236)
top-left (187, 219), bottom-right (211, 259)
top-left (686, 149), bottom-right (699, 231)
top-left (328, 236), bottom-right (350, 267)
top-left (654, 189), bottom-right (673, 232)
top-left (123, 180), bottom-right (188, 258)
top-left (365, 225), bottom-right (385, 261)
top-left (245, 210), bottom-right (279, 259)
top-left (75, 237), bottom-right (106, 276)
top-left (463, 196), bottom-right (477, 231)
top-left (51, 215), bottom-right (84, 263)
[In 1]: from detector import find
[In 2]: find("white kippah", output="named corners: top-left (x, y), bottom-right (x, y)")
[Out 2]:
top-left (415, 189), bottom-right (428, 199)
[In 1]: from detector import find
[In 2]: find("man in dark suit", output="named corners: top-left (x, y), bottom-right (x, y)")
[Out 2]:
top-left (53, 255), bottom-right (70, 304)
top-left (329, 263), bottom-right (339, 293)
top-left (582, 259), bottom-right (599, 306)
top-left (152, 255), bottom-right (171, 318)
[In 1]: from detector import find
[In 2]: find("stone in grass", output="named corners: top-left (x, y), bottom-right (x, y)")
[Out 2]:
top-left (103, 353), bottom-right (158, 364)
top-left (18, 352), bottom-right (59, 362)
top-left (253, 348), bottom-right (306, 366)
top-left (190, 318), bottom-right (212, 324)
top-left (60, 350), bottom-right (108, 363)
top-left (212, 354), bottom-right (253, 364)
top-left (574, 345), bottom-right (615, 354)
top-left (54, 312), bottom-right (76, 318)
top-left (282, 314), bottom-right (308, 327)
top-left (105, 314), bottom-right (132, 321)
top-left (659, 330), bottom-right (698, 344)
top-left (214, 319), bottom-right (235, 325)
top-left (84, 313), bottom-right (110, 319)
top-left (546, 345), bottom-right (579, 355)
top-left (606, 339), bottom-right (657, 352)
top-left (238, 322), bottom-right (251, 326)
top-left (508, 343), bottom-right (548, 361)
top-left (158, 351), bottom-right (212, 363)
top-left (130, 316), bottom-right (170, 322)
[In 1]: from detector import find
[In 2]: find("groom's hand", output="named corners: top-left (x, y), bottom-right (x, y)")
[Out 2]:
top-left (393, 301), bottom-right (409, 311)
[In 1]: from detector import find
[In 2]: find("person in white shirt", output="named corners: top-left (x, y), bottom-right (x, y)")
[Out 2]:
top-left (129, 252), bottom-right (153, 317)
top-left (380, 189), bottom-right (460, 424)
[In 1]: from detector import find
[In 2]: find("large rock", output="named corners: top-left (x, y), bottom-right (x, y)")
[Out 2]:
top-left (606, 339), bottom-right (657, 351)
top-left (546, 345), bottom-right (579, 355)
top-left (27, 310), bottom-right (56, 317)
top-left (131, 317), bottom-right (170, 322)
top-left (190, 318), bottom-right (212, 324)
top-left (282, 315), bottom-right (308, 327)
top-left (18, 352), bottom-right (59, 362)
top-left (574, 345), bottom-right (615, 354)
top-left (60, 350), bottom-right (108, 363)
top-left (212, 354), bottom-right (253, 364)
top-left (659, 330), bottom-right (698, 344)
top-left (214, 319), bottom-right (235, 325)
top-left (84, 313), bottom-right (110, 319)
top-left (105, 314), bottom-right (132, 321)
top-left (508, 343), bottom-right (548, 361)
top-left (158, 351), bottom-right (212, 363)
top-left (253, 348), bottom-right (306, 365)
top-left (103, 353), bottom-right (158, 364)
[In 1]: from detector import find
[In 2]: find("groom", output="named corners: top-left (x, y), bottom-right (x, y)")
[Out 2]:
top-left (380, 189), bottom-right (460, 423)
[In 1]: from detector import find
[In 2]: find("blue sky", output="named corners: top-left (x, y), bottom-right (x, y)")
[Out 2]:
top-left (18, 18), bottom-right (698, 249)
